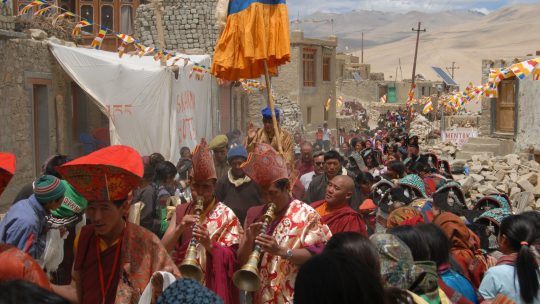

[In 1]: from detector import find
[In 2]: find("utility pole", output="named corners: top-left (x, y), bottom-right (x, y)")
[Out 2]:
top-left (406, 21), bottom-right (426, 131)
top-left (446, 61), bottom-right (460, 79)
top-left (410, 21), bottom-right (426, 88)
top-left (361, 32), bottom-right (364, 64)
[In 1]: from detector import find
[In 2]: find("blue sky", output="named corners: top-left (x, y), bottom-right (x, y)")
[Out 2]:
top-left (287, 0), bottom-right (540, 16)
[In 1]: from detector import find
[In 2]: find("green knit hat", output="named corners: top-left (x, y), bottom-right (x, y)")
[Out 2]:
top-left (34, 175), bottom-right (65, 204)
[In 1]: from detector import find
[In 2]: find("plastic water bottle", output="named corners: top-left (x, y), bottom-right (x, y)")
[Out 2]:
top-left (464, 164), bottom-right (470, 176)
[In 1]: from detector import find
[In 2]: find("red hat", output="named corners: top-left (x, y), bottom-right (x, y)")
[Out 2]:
top-left (57, 145), bottom-right (143, 201)
top-left (241, 143), bottom-right (288, 187)
top-left (192, 139), bottom-right (217, 182)
top-left (0, 153), bottom-right (16, 196)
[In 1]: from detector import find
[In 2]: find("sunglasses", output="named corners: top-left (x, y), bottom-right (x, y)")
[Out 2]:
top-left (315, 162), bottom-right (324, 166)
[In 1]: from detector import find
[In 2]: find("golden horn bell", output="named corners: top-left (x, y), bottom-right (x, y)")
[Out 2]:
top-left (233, 203), bottom-right (277, 291)
top-left (179, 198), bottom-right (204, 282)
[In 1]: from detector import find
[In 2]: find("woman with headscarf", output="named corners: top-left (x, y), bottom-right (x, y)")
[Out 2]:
top-left (433, 212), bottom-right (487, 288)
top-left (370, 233), bottom-right (451, 304)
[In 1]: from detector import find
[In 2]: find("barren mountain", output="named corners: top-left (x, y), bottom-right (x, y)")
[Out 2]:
top-left (298, 4), bottom-right (540, 86)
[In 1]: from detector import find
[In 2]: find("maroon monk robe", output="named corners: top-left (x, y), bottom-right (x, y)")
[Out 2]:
top-left (74, 225), bottom-right (121, 304)
top-left (310, 200), bottom-right (368, 236)
top-left (172, 203), bottom-right (239, 304)
top-left (295, 159), bottom-right (314, 177)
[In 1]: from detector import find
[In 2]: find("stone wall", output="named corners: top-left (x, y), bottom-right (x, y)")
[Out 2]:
top-left (0, 36), bottom-right (71, 210)
top-left (515, 76), bottom-right (540, 152)
top-left (134, 0), bottom-right (220, 53)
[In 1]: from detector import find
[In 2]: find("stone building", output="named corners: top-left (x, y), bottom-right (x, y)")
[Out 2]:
top-left (0, 18), bottom-right (108, 209)
top-left (477, 56), bottom-right (540, 156)
top-left (270, 30), bottom-right (337, 137)
top-left (134, 0), bottom-right (219, 53)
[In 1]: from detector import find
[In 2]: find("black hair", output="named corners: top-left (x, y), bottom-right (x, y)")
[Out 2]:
top-left (294, 252), bottom-right (385, 304)
top-left (499, 214), bottom-right (539, 304)
top-left (43, 155), bottom-right (72, 178)
top-left (387, 161), bottom-right (406, 178)
top-left (149, 153), bottom-right (165, 167)
top-left (413, 162), bottom-right (431, 174)
top-left (142, 163), bottom-right (156, 182)
top-left (520, 211), bottom-right (540, 244)
top-left (415, 224), bottom-right (451, 266)
top-left (180, 146), bottom-right (191, 154)
top-left (432, 192), bottom-right (480, 223)
top-left (324, 232), bottom-right (380, 277)
top-left (112, 199), bottom-right (127, 207)
top-left (0, 280), bottom-right (70, 304)
top-left (273, 178), bottom-right (290, 191)
top-left (313, 151), bottom-right (325, 159)
top-left (324, 150), bottom-right (343, 163)
top-left (355, 172), bottom-right (374, 186)
top-left (388, 225), bottom-right (430, 261)
top-left (350, 137), bottom-right (360, 149)
top-left (155, 161), bottom-right (177, 183)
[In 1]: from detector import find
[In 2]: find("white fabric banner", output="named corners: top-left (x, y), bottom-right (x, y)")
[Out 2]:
top-left (48, 42), bottom-right (212, 161)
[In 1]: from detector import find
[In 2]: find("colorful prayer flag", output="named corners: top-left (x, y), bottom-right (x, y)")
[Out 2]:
top-left (423, 99), bottom-right (433, 114)
top-left (52, 12), bottom-right (75, 26)
top-left (380, 94), bottom-right (387, 104)
top-left (510, 59), bottom-right (538, 80)
top-left (533, 68), bottom-right (540, 81)
top-left (90, 27), bottom-right (107, 50)
top-left (72, 20), bottom-right (91, 36)
top-left (19, 0), bottom-right (45, 15)
top-left (34, 5), bottom-right (53, 16)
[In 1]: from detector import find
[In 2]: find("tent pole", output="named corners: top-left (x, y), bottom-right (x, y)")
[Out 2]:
top-left (263, 60), bottom-right (283, 155)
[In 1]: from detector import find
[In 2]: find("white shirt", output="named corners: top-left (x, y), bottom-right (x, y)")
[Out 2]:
top-left (300, 171), bottom-right (316, 190)
top-left (323, 128), bottom-right (331, 141)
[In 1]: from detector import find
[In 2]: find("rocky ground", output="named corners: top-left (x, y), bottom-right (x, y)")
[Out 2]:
top-left (452, 154), bottom-right (540, 212)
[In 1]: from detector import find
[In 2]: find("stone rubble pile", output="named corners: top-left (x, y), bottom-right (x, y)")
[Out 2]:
top-left (410, 115), bottom-right (440, 143)
top-left (453, 154), bottom-right (540, 211)
top-left (423, 141), bottom-right (458, 158)
top-left (275, 96), bottom-right (304, 135)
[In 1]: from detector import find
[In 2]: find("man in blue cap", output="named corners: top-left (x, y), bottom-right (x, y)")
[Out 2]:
top-left (214, 144), bottom-right (262, 225)
top-left (245, 106), bottom-right (294, 167)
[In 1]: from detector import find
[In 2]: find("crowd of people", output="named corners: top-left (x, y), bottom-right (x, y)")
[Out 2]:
top-left (0, 106), bottom-right (538, 304)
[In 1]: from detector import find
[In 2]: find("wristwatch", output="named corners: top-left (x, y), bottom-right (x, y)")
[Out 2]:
top-left (284, 248), bottom-right (293, 260)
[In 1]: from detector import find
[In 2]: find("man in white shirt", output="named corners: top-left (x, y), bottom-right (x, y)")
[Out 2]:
top-left (322, 123), bottom-right (332, 151)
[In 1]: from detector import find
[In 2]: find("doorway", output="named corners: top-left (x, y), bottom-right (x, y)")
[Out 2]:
top-left (495, 78), bottom-right (516, 134)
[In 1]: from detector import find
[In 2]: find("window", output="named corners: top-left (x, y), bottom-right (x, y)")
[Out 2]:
top-left (74, 0), bottom-right (139, 37)
top-left (323, 56), bottom-right (331, 81)
top-left (120, 5), bottom-right (133, 34)
top-left (101, 5), bottom-right (113, 29)
top-left (307, 106), bottom-right (312, 124)
top-left (81, 4), bottom-right (94, 33)
top-left (303, 48), bottom-right (316, 87)
top-left (421, 86), bottom-right (425, 96)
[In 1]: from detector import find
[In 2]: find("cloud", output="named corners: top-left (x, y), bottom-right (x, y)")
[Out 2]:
top-left (286, 0), bottom-right (527, 16)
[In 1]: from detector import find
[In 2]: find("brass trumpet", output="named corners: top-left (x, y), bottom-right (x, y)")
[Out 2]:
top-left (179, 197), bottom-right (204, 282)
top-left (233, 203), bottom-right (277, 291)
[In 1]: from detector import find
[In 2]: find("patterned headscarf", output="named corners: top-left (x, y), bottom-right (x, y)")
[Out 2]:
top-left (474, 208), bottom-right (513, 250)
top-left (474, 194), bottom-right (512, 212)
top-left (433, 212), bottom-right (477, 259)
top-left (387, 206), bottom-right (422, 228)
top-left (157, 278), bottom-right (223, 304)
top-left (370, 233), bottom-right (416, 290)
top-left (399, 174), bottom-right (427, 198)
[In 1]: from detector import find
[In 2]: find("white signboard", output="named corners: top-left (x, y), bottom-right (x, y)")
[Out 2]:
top-left (441, 128), bottom-right (478, 148)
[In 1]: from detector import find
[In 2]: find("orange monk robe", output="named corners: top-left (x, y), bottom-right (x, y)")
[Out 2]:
top-left (311, 200), bottom-right (367, 236)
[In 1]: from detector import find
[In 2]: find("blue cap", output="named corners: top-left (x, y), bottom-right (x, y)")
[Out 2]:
top-left (227, 145), bottom-right (248, 161)
top-left (261, 106), bottom-right (280, 120)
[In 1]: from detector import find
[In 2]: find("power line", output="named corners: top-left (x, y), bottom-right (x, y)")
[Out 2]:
top-left (446, 61), bottom-right (460, 79)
